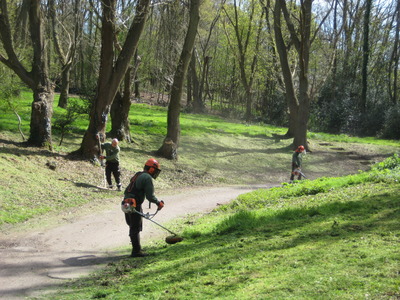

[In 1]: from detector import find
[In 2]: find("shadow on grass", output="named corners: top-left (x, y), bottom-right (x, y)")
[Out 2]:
top-left (62, 254), bottom-right (128, 267)
top-left (73, 181), bottom-right (112, 191)
top-left (0, 137), bottom-right (81, 161)
top-left (53, 188), bottom-right (399, 298)
top-left (213, 191), bottom-right (399, 243)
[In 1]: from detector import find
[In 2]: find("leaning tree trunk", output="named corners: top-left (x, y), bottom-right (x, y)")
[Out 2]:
top-left (157, 0), bottom-right (201, 159)
top-left (76, 0), bottom-right (150, 160)
top-left (110, 54), bottom-right (141, 142)
top-left (273, 0), bottom-right (297, 138)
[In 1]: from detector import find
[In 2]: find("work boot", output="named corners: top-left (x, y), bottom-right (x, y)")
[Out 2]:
top-left (131, 250), bottom-right (149, 257)
top-left (108, 185), bottom-right (113, 189)
top-left (117, 184), bottom-right (122, 191)
top-left (130, 233), bottom-right (146, 257)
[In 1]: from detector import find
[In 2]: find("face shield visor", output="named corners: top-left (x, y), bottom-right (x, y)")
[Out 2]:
top-left (151, 168), bottom-right (161, 179)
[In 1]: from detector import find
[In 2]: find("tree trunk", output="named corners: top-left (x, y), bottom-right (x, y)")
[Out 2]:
top-left (49, 0), bottom-right (81, 109)
top-left (157, 0), bottom-right (201, 159)
top-left (361, 0), bottom-right (372, 112)
top-left (278, 0), bottom-right (313, 149)
top-left (0, 0), bottom-right (54, 148)
top-left (389, 0), bottom-right (399, 104)
top-left (110, 68), bottom-right (134, 142)
top-left (110, 55), bottom-right (141, 142)
top-left (189, 49), bottom-right (205, 113)
top-left (293, 77), bottom-right (310, 148)
top-left (134, 51), bottom-right (141, 99)
top-left (58, 65), bottom-right (71, 108)
top-left (187, 57), bottom-right (193, 108)
top-left (29, 86), bottom-right (54, 148)
top-left (223, 0), bottom-right (263, 122)
top-left (198, 55), bottom-right (211, 112)
top-left (273, 0), bottom-right (297, 138)
top-left (76, 0), bottom-right (150, 159)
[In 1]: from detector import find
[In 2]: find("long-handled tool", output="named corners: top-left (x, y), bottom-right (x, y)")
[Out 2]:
top-left (136, 209), bottom-right (183, 244)
top-left (96, 133), bottom-right (107, 188)
top-left (122, 200), bottom-right (183, 244)
top-left (298, 170), bottom-right (307, 179)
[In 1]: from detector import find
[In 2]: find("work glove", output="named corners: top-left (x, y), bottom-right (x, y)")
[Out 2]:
top-left (157, 200), bottom-right (164, 210)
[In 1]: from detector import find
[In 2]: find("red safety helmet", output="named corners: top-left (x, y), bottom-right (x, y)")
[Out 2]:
top-left (296, 145), bottom-right (305, 152)
top-left (144, 158), bottom-right (161, 179)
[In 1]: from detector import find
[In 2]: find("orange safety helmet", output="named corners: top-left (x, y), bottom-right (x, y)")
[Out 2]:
top-left (144, 158), bottom-right (161, 179)
top-left (296, 145), bottom-right (305, 152)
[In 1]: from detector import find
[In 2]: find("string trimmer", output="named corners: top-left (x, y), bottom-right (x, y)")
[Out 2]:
top-left (122, 199), bottom-right (184, 244)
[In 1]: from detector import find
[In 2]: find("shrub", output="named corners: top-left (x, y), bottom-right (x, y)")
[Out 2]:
top-left (371, 154), bottom-right (400, 171)
top-left (380, 104), bottom-right (400, 139)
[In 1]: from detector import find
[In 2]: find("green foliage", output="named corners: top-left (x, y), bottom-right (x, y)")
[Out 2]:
top-left (53, 98), bottom-right (89, 145)
top-left (381, 104), bottom-right (400, 140)
top-left (0, 91), bottom-right (34, 132)
top-left (0, 69), bottom-right (25, 132)
top-left (372, 153), bottom-right (400, 170)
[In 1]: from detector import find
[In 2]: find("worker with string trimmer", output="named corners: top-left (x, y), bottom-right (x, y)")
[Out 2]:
top-left (290, 145), bottom-right (306, 183)
top-left (122, 158), bottom-right (166, 257)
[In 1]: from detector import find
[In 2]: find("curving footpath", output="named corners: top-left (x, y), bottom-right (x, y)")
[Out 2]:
top-left (0, 184), bottom-right (276, 299)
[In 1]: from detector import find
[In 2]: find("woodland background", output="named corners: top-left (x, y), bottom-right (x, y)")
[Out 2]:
top-left (0, 0), bottom-right (399, 160)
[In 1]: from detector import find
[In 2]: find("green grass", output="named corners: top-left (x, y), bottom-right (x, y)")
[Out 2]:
top-left (226, 155), bottom-right (400, 211)
top-left (308, 131), bottom-right (400, 147)
top-left (1, 92), bottom-right (400, 299)
top-left (39, 158), bottom-right (400, 299)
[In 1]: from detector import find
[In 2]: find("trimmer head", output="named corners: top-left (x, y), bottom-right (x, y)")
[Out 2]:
top-left (165, 235), bottom-right (184, 244)
top-left (132, 208), bottom-right (183, 244)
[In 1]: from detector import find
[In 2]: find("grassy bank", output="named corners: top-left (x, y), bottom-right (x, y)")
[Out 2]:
top-left (39, 156), bottom-right (400, 299)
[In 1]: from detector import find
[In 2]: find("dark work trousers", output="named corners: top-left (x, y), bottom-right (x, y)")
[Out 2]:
top-left (105, 161), bottom-right (121, 186)
top-left (124, 206), bottom-right (143, 254)
top-left (290, 163), bottom-right (302, 181)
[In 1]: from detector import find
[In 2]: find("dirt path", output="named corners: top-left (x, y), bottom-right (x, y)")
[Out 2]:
top-left (0, 184), bottom-right (276, 300)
